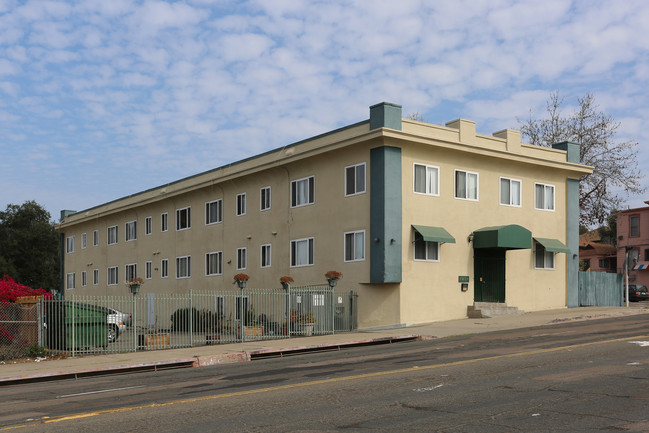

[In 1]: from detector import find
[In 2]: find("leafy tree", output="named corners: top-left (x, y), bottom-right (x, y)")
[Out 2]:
top-left (519, 92), bottom-right (644, 227)
top-left (0, 201), bottom-right (59, 290)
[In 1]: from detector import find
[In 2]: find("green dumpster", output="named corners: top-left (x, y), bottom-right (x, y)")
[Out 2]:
top-left (64, 303), bottom-right (108, 349)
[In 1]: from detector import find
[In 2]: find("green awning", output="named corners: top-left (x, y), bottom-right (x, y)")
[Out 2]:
top-left (412, 225), bottom-right (456, 244)
top-left (534, 237), bottom-right (571, 253)
top-left (473, 224), bottom-right (531, 249)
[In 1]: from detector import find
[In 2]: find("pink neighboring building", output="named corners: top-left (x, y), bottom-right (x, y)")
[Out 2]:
top-left (617, 201), bottom-right (649, 286)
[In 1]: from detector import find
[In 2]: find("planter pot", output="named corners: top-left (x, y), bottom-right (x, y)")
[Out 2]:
top-left (299, 323), bottom-right (315, 336)
top-left (243, 326), bottom-right (264, 337)
top-left (138, 333), bottom-right (170, 349)
top-left (281, 282), bottom-right (290, 290)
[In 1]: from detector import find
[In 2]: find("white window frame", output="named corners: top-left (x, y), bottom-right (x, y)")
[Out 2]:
top-left (66, 272), bottom-right (75, 290)
top-left (261, 244), bottom-right (272, 268)
top-left (176, 256), bottom-right (191, 279)
top-left (125, 221), bottom-right (137, 242)
top-left (93, 269), bottom-right (99, 285)
top-left (81, 233), bottom-right (87, 249)
top-left (205, 199), bottom-right (223, 225)
top-left (313, 294), bottom-right (325, 306)
top-left (260, 186), bottom-right (271, 211)
top-left (206, 251), bottom-right (223, 276)
top-left (290, 237), bottom-right (314, 267)
top-left (235, 296), bottom-right (250, 321)
top-left (145, 261), bottom-right (152, 279)
top-left (161, 212), bottom-right (168, 232)
top-left (81, 271), bottom-right (87, 287)
top-left (534, 183), bottom-right (555, 211)
top-left (237, 247), bottom-right (247, 270)
top-left (66, 236), bottom-right (75, 253)
top-left (125, 263), bottom-right (137, 282)
top-left (413, 163), bottom-right (439, 196)
top-left (161, 259), bottom-right (169, 278)
top-left (145, 216), bottom-right (152, 235)
top-left (345, 162), bottom-right (366, 196)
top-left (93, 230), bottom-right (99, 246)
top-left (344, 230), bottom-right (365, 262)
top-left (107, 266), bottom-right (118, 286)
top-left (236, 193), bottom-right (246, 216)
top-left (107, 225), bottom-right (118, 245)
top-left (291, 176), bottom-right (315, 207)
top-left (454, 169), bottom-right (479, 201)
top-left (176, 207), bottom-right (191, 231)
top-left (413, 230), bottom-right (440, 262)
top-left (499, 177), bottom-right (522, 207)
top-left (534, 241), bottom-right (555, 270)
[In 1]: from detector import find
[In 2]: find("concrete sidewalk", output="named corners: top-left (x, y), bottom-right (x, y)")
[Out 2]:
top-left (2, 305), bottom-right (648, 386)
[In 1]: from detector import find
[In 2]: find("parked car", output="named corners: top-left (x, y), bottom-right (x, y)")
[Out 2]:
top-left (626, 284), bottom-right (649, 302)
top-left (107, 308), bottom-right (132, 343)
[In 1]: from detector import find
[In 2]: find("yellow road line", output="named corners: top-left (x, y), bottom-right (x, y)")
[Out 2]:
top-left (5, 333), bottom-right (646, 429)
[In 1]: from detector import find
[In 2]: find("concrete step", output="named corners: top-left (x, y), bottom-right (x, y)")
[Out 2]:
top-left (467, 302), bottom-right (524, 318)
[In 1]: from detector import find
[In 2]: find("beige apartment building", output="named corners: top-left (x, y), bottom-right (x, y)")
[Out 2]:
top-left (57, 102), bottom-right (592, 328)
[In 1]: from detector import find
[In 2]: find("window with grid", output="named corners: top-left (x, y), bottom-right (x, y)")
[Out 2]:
top-left (161, 213), bottom-right (168, 232)
top-left (108, 226), bottom-right (118, 245)
top-left (66, 273), bottom-right (75, 290)
top-left (344, 231), bottom-right (365, 262)
top-left (145, 216), bottom-right (152, 235)
top-left (455, 170), bottom-right (478, 200)
top-left (261, 244), bottom-right (271, 268)
top-left (176, 207), bottom-right (191, 230)
top-left (125, 221), bottom-right (137, 241)
top-left (206, 199), bottom-right (223, 224)
top-left (145, 261), bottom-right (152, 279)
top-left (534, 242), bottom-right (555, 269)
top-left (500, 177), bottom-right (521, 206)
top-left (125, 263), bottom-right (137, 281)
top-left (93, 269), bottom-right (99, 285)
top-left (236, 193), bottom-right (246, 216)
top-left (260, 187), bottom-right (271, 211)
top-left (161, 259), bottom-right (169, 278)
top-left (108, 266), bottom-right (118, 285)
top-left (66, 236), bottom-right (74, 253)
top-left (93, 230), bottom-right (99, 246)
top-left (414, 230), bottom-right (439, 261)
top-left (81, 233), bottom-right (87, 249)
top-left (176, 256), bottom-right (191, 278)
top-left (237, 248), bottom-right (247, 270)
top-left (291, 237), bottom-right (314, 267)
top-left (81, 271), bottom-right (87, 287)
top-left (206, 251), bottom-right (223, 276)
top-left (534, 183), bottom-right (555, 210)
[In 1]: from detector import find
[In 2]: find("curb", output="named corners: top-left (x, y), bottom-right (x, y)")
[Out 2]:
top-left (0, 335), bottom-right (422, 386)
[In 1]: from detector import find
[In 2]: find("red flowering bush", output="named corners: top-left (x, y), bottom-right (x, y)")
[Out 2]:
top-left (0, 275), bottom-right (52, 303)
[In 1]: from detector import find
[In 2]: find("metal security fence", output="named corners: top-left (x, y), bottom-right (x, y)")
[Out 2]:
top-left (0, 300), bottom-right (42, 361)
top-left (37, 286), bottom-right (358, 357)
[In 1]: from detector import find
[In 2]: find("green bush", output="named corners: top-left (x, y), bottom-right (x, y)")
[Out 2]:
top-left (170, 307), bottom-right (220, 332)
top-left (24, 343), bottom-right (47, 358)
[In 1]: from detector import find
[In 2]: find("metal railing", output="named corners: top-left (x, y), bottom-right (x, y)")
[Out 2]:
top-left (36, 286), bottom-right (358, 357)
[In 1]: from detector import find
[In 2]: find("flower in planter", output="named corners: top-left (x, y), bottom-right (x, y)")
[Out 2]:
top-left (126, 277), bottom-right (144, 287)
top-left (325, 270), bottom-right (342, 280)
top-left (299, 312), bottom-right (316, 324)
top-left (280, 275), bottom-right (294, 284)
top-left (233, 273), bottom-right (250, 282)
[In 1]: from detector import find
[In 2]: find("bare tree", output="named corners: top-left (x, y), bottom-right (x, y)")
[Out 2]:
top-left (519, 92), bottom-right (644, 227)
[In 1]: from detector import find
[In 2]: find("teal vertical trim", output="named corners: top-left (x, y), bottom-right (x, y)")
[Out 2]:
top-left (370, 146), bottom-right (402, 283)
top-left (369, 102), bottom-right (402, 131)
top-left (552, 141), bottom-right (580, 164)
top-left (566, 178), bottom-right (580, 307)
top-left (59, 232), bottom-right (66, 299)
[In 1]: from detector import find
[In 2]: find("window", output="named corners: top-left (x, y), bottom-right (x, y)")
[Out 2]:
top-left (628, 249), bottom-right (639, 271)
top-left (413, 163), bottom-right (439, 196)
top-left (206, 251), bottom-right (223, 276)
top-left (66, 273), bottom-right (75, 290)
top-left (599, 259), bottom-right (608, 269)
top-left (237, 247), bottom-right (247, 270)
top-left (176, 207), bottom-right (191, 230)
top-left (214, 296), bottom-right (225, 317)
top-left (176, 256), bottom-right (191, 278)
top-left (260, 187), bottom-right (271, 211)
top-left (455, 170), bottom-right (478, 200)
top-left (291, 237), bottom-right (314, 267)
top-left (145, 216), bottom-right (152, 235)
top-left (500, 177), bottom-right (521, 206)
top-left (645, 248), bottom-right (649, 261)
top-left (206, 199), bottom-right (223, 224)
top-left (291, 176), bottom-right (315, 207)
top-left (630, 215), bottom-right (640, 237)
top-left (81, 271), bottom-right (87, 287)
top-left (107, 225), bottom-right (118, 245)
top-left (161, 213), bottom-right (168, 232)
top-left (235, 296), bottom-right (250, 321)
top-left (534, 183), bottom-right (555, 210)
top-left (66, 236), bottom-right (75, 253)
top-left (313, 294), bottom-right (325, 306)
top-left (93, 230), bottom-right (99, 246)
top-left (261, 244), bottom-right (271, 268)
top-left (346, 163), bottom-right (366, 196)
top-left (81, 233), bottom-right (87, 249)
top-left (93, 269), bottom-right (99, 285)
top-left (125, 221), bottom-right (137, 241)
top-left (414, 230), bottom-right (439, 261)
top-left (236, 193), bottom-right (246, 216)
top-left (125, 263), bottom-right (137, 281)
top-left (108, 266), bottom-right (118, 285)
top-left (344, 231), bottom-right (365, 262)
top-left (145, 261), bottom-right (152, 279)
top-left (161, 259), bottom-right (169, 278)
top-left (534, 242), bottom-right (555, 269)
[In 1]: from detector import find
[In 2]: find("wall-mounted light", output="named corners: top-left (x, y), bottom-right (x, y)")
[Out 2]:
top-left (272, 231), bottom-right (277, 236)
top-left (227, 259), bottom-right (232, 264)
top-left (374, 237), bottom-right (381, 243)
top-left (467, 233), bottom-right (474, 243)
top-left (246, 235), bottom-right (252, 239)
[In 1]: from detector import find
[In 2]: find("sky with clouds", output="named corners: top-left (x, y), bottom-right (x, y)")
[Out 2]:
top-left (1, 0), bottom-right (647, 222)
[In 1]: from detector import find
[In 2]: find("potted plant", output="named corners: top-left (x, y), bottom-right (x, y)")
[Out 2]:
top-left (325, 270), bottom-right (342, 287)
top-left (233, 273), bottom-right (250, 289)
top-left (126, 277), bottom-right (144, 295)
top-left (280, 275), bottom-right (294, 290)
top-left (298, 311), bottom-right (316, 336)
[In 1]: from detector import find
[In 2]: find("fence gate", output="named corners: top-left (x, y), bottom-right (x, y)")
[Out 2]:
top-left (578, 271), bottom-right (623, 306)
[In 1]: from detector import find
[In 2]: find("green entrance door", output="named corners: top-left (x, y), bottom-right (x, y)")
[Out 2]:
top-left (474, 248), bottom-right (506, 303)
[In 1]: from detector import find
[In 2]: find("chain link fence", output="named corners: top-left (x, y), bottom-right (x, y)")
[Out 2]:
top-left (0, 299), bottom-right (41, 361)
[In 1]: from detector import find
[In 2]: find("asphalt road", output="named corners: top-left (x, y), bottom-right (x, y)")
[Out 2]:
top-left (3, 314), bottom-right (649, 432)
